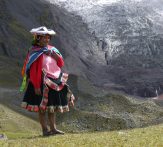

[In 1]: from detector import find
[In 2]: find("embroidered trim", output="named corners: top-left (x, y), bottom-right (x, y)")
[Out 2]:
top-left (21, 102), bottom-right (70, 113)
top-left (40, 85), bottom-right (49, 111)
top-left (21, 103), bottom-right (39, 112)
top-left (43, 71), bottom-right (68, 91)
top-left (44, 76), bottom-right (64, 91)
top-left (21, 102), bottom-right (27, 108)
top-left (47, 105), bottom-right (69, 113)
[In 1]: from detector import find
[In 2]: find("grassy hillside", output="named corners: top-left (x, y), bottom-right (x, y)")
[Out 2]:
top-left (0, 101), bottom-right (163, 147)
top-left (0, 89), bottom-right (162, 146)
top-left (0, 55), bottom-right (163, 146)
top-left (0, 85), bottom-right (162, 146)
top-left (0, 120), bottom-right (163, 146)
top-left (0, 104), bottom-right (40, 140)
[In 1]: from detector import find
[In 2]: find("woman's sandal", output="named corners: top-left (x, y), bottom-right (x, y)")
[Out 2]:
top-left (50, 129), bottom-right (65, 135)
top-left (42, 129), bottom-right (51, 136)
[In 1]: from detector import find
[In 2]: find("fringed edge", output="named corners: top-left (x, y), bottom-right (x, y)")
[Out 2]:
top-left (21, 102), bottom-right (69, 113)
top-left (39, 85), bottom-right (49, 111)
top-left (44, 76), bottom-right (64, 91)
top-left (21, 102), bottom-right (39, 112)
top-left (47, 105), bottom-right (69, 113)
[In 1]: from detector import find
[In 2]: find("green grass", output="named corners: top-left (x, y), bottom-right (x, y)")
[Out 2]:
top-left (0, 103), bottom-right (162, 146)
top-left (0, 89), bottom-right (163, 146)
top-left (0, 124), bottom-right (163, 147)
top-left (0, 104), bottom-right (40, 140)
top-left (0, 67), bottom-right (163, 146)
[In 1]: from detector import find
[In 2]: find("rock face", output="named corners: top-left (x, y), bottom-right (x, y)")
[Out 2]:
top-left (1, 0), bottom-right (163, 97)
top-left (0, 0), bottom-right (55, 58)
top-left (47, 0), bottom-right (163, 97)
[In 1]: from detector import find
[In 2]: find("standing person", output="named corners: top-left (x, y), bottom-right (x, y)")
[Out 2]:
top-left (20, 26), bottom-right (75, 136)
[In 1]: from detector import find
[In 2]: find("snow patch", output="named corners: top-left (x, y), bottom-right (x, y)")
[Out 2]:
top-left (46, 0), bottom-right (120, 12)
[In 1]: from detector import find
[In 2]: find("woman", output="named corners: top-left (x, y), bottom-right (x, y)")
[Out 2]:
top-left (20, 26), bottom-right (75, 136)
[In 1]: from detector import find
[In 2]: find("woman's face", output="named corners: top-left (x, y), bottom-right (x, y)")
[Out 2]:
top-left (39, 34), bottom-right (51, 46)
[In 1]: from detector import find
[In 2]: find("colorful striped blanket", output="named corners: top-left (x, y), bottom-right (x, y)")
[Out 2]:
top-left (26, 46), bottom-right (62, 72)
top-left (20, 45), bottom-right (62, 92)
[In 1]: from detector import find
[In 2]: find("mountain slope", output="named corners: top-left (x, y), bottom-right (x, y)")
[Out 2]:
top-left (0, 103), bottom-right (40, 139)
top-left (0, 87), bottom-right (163, 133)
top-left (46, 0), bottom-right (163, 97)
top-left (0, 88), bottom-right (162, 145)
top-left (1, 123), bottom-right (163, 146)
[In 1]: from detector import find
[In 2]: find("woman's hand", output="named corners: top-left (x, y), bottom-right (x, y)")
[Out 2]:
top-left (35, 88), bottom-right (41, 95)
top-left (45, 50), bottom-right (59, 61)
top-left (44, 50), bottom-right (52, 56)
top-left (51, 52), bottom-right (59, 61)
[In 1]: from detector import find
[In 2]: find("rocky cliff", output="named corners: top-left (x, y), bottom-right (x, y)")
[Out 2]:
top-left (46, 0), bottom-right (163, 97)
top-left (1, 0), bottom-right (163, 97)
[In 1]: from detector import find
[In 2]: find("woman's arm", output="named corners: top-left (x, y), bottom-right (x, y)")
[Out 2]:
top-left (30, 55), bottom-right (43, 95)
top-left (51, 53), bottom-right (64, 67)
top-left (47, 46), bottom-right (64, 67)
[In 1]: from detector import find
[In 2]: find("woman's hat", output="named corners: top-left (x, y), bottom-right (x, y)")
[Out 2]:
top-left (30, 26), bottom-right (56, 35)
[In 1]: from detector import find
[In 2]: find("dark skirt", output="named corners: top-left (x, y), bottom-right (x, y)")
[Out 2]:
top-left (21, 81), bottom-right (74, 113)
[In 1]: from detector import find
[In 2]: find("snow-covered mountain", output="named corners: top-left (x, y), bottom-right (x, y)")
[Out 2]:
top-left (47, 0), bottom-right (163, 58)
top-left (43, 0), bottom-right (163, 97)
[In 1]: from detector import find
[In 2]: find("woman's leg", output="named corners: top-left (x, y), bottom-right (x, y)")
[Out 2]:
top-left (48, 112), bottom-right (56, 131)
top-left (38, 110), bottom-right (49, 136)
top-left (48, 112), bottom-right (64, 135)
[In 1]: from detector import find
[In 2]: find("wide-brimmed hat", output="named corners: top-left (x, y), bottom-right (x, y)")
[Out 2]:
top-left (30, 26), bottom-right (56, 36)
